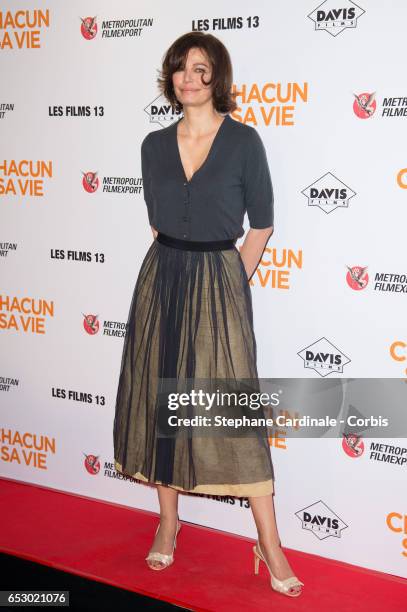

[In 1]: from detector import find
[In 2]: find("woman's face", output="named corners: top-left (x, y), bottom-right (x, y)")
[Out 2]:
top-left (172, 47), bottom-right (214, 109)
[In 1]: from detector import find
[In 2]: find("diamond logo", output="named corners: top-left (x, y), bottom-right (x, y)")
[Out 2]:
top-left (296, 500), bottom-right (348, 540)
top-left (308, 0), bottom-right (366, 37)
top-left (297, 337), bottom-right (351, 377)
top-left (302, 172), bottom-right (356, 214)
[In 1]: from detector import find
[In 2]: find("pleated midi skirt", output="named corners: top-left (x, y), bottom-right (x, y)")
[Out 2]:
top-left (113, 232), bottom-right (274, 497)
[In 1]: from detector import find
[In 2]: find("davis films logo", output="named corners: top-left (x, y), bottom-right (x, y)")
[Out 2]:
top-left (144, 94), bottom-right (183, 128)
top-left (296, 500), bottom-right (348, 539)
top-left (302, 172), bottom-right (356, 214)
top-left (297, 337), bottom-right (351, 376)
top-left (308, 0), bottom-right (365, 37)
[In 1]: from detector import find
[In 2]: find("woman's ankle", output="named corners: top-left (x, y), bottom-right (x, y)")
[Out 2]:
top-left (258, 534), bottom-right (282, 552)
top-left (159, 512), bottom-right (179, 525)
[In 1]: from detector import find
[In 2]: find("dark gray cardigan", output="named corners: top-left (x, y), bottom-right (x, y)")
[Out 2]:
top-left (141, 113), bottom-right (274, 241)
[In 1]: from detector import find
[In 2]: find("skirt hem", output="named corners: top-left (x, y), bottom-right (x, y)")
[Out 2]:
top-left (114, 460), bottom-right (273, 497)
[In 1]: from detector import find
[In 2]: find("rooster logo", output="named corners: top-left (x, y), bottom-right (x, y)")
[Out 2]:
top-left (346, 265), bottom-right (369, 290)
top-left (80, 16), bottom-right (97, 40)
top-left (82, 171), bottom-right (99, 193)
top-left (353, 92), bottom-right (376, 118)
top-left (83, 313), bottom-right (100, 335)
top-left (83, 453), bottom-right (100, 474)
top-left (342, 433), bottom-right (364, 458)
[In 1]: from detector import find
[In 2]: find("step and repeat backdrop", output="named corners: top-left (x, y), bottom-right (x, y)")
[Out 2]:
top-left (1, 1), bottom-right (406, 579)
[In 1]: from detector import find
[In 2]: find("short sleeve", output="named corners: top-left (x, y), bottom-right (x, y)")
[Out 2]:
top-left (243, 128), bottom-right (274, 229)
top-left (141, 134), bottom-right (154, 225)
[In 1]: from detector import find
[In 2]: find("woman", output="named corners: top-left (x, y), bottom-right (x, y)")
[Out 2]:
top-left (113, 31), bottom-right (304, 598)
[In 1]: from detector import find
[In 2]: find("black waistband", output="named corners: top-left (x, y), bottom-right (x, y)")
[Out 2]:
top-left (156, 232), bottom-right (235, 252)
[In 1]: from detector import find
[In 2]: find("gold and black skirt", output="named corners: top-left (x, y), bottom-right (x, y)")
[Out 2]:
top-left (113, 232), bottom-right (274, 497)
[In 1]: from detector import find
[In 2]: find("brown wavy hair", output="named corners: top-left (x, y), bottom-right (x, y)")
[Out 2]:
top-left (157, 31), bottom-right (238, 114)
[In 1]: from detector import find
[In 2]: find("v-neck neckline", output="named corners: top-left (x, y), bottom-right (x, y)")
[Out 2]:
top-left (174, 114), bottom-right (229, 184)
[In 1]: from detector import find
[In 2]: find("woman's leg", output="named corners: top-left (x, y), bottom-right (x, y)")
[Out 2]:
top-left (249, 493), bottom-right (302, 595)
top-left (146, 484), bottom-right (180, 569)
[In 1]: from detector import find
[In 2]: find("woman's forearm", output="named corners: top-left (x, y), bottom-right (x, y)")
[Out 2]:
top-left (239, 227), bottom-right (274, 280)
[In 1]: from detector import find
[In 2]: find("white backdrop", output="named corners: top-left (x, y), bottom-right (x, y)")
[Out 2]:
top-left (1, 0), bottom-right (406, 579)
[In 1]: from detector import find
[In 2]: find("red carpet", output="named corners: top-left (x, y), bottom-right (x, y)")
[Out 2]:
top-left (0, 478), bottom-right (406, 611)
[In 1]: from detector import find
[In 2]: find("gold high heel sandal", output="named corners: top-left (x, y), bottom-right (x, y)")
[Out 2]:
top-left (145, 519), bottom-right (182, 570)
top-left (253, 541), bottom-right (304, 598)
